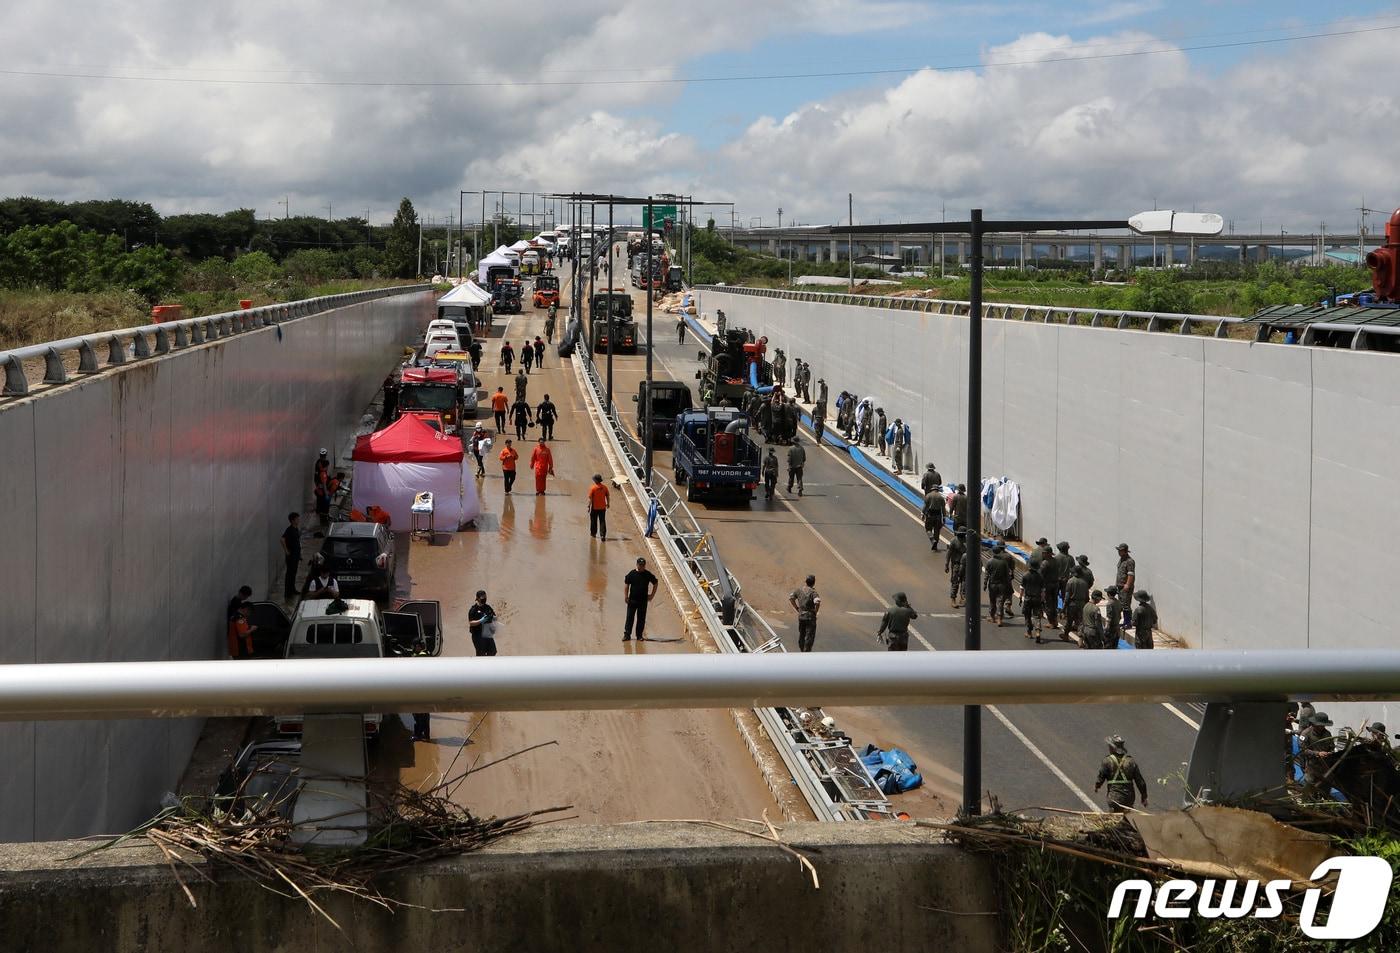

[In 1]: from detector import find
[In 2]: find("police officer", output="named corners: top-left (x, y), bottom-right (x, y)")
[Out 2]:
top-left (1103, 585), bottom-right (1123, 649)
top-left (877, 592), bottom-right (919, 651)
top-left (1028, 538), bottom-right (1049, 571)
top-left (1081, 590), bottom-right (1105, 649)
top-left (922, 486), bottom-right (946, 551)
top-left (1115, 543), bottom-right (1136, 628)
top-left (946, 525), bottom-right (967, 606)
top-left (1131, 590), bottom-right (1157, 650)
top-left (1095, 735), bottom-right (1148, 812)
top-left (812, 403), bottom-right (826, 446)
top-left (1020, 562), bottom-right (1045, 643)
top-left (786, 437), bottom-right (806, 496)
top-left (762, 447), bottom-right (779, 500)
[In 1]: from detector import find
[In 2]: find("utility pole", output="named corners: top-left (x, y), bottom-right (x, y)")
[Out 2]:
top-left (458, 192), bottom-right (464, 283)
top-left (326, 203), bottom-right (333, 222)
top-left (365, 209), bottom-right (372, 247)
top-left (280, 196), bottom-right (289, 220)
top-left (417, 219), bottom-right (423, 278)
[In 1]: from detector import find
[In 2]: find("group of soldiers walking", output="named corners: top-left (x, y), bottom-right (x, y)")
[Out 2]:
top-left (933, 514), bottom-right (1158, 650)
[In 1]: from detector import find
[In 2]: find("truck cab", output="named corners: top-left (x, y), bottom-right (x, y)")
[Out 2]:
top-left (532, 273), bottom-right (560, 308)
top-left (634, 380), bottom-right (693, 448)
top-left (589, 291), bottom-right (638, 353)
top-left (399, 365), bottom-right (466, 434)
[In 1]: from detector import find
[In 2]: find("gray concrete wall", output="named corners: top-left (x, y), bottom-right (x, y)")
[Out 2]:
top-left (699, 289), bottom-right (1397, 652)
top-left (0, 291), bottom-right (432, 842)
top-left (0, 823), bottom-right (999, 952)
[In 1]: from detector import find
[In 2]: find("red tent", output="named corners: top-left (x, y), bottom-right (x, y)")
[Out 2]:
top-left (351, 414), bottom-right (463, 464)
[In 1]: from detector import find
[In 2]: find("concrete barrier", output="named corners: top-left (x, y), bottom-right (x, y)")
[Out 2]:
top-left (699, 288), bottom-right (1400, 654)
top-left (0, 823), bottom-right (999, 952)
top-left (0, 290), bottom-right (433, 842)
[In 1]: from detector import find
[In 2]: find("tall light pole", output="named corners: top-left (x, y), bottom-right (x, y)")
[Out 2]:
top-left (644, 195), bottom-right (655, 482)
top-left (846, 207), bottom-right (1223, 816)
top-left (847, 194), bottom-right (854, 291)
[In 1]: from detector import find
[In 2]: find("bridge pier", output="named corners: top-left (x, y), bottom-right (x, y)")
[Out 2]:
top-left (1093, 241), bottom-right (1104, 271)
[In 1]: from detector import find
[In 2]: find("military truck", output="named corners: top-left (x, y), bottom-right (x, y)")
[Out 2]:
top-left (589, 290), bottom-right (638, 353)
top-left (694, 311), bottom-right (772, 407)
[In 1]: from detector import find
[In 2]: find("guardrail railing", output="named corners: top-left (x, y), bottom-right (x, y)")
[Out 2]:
top-left (576, 345), bottom-right (893, 820)
top-left (1, 285), bottom-right (431, 397)
top-left (696, 285), bottom-right (1400, 351)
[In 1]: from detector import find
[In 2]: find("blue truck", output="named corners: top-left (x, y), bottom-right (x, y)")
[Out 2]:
top-left (670, 407), bottom-right (761, 503)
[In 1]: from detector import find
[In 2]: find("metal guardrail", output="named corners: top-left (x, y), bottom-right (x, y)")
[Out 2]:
top-left (1, 285), bottom-right (431, 397)
top-left (575, 348), bottom-right (893, 820)
top-left (696, 285), bottom-right (1400, 351)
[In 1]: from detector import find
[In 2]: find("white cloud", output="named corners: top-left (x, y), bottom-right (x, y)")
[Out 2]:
top-left (0, 4), bottom-right (1394, 235)
top-left (694, 26), bottom-right (1400, 231)
top-left (1076, 1), bottom-right (1162, 26)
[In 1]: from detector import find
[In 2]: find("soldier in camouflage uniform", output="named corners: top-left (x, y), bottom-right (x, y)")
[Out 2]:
top-left (1095, 735), bottom-right (1148, 812)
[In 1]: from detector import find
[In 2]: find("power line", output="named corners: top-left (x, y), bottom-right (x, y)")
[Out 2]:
top-left (32, 14), bottom-right (1400, 80)
top-left (1, 24), bottom-right (1396, 90)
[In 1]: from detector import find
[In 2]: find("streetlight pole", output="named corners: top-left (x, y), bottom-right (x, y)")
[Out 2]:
top-left (847, 193), bottom-right (854, 291)
top-left (845, 206), bottom-right (1221, 817)
top-left (606, 199), bottom-right (614, 417)
top-left (964, 208), bottom-right (984, 816)
top-left (645, 195), bottom-right (655, 482)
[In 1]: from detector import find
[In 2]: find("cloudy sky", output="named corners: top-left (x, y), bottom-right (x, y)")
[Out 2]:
top-left (2, 1), bottom-right (1398, 233)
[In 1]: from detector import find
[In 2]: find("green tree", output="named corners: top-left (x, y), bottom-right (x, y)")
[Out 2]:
top-left (283, 248), bottom-right (340, 284)
top-left (230, 250), bottom-right (280, 284)
top-left (383, 197), bottom-right (418, 278)
top-left (107, 245), bottom-right (183, 302)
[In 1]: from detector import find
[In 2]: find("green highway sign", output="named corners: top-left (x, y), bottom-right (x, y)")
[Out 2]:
top-left (643, 204), bottom-right (678, 230)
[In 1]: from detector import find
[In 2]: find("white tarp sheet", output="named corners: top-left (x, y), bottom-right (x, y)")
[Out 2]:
top-left (352, 460), bottom-right (479, 530)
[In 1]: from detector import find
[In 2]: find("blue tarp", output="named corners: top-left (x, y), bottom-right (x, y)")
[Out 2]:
top-left (859, 744), bottom-right (923, 795)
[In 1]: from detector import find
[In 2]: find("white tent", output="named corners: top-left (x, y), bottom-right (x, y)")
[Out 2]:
top-left (438, 281), bottom-right (493, 306)
top-left (509, 239), bottom-right (531, 252)
top-left (477, 252), bottom-right (518, 285)
top-left (350, 416), bottom-right (479, 530)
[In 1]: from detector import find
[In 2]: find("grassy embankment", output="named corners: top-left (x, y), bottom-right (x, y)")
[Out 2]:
top-left (689, 225), bottom-right (1369, 320)
top-left (0, 278), bottom-right (425, 350)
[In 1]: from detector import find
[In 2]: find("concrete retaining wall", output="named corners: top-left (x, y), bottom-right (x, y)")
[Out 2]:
top-left (699, 289), bottom-right (1399, 652)
top-left (0, 823), bottom-right (999, 952)
top-left (0, 291), bottom-right (433, 842)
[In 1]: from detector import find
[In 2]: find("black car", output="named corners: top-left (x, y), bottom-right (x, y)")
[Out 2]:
top-left (321, 522), bottom-right (396, 599)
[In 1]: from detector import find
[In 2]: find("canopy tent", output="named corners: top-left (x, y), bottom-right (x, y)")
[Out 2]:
top-left (350, 415), bottom-right (478, 530)
top-left (477, 252), bottom-right (518, 285)
top-left (509, 239), bottom-right (531, 252)
top-left (438, 282), bottom-right (493, 307)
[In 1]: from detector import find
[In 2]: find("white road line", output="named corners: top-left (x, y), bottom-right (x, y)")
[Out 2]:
top-left (800, 415), bottom-right (1198, 736)
top-left (1162, 703), bottom-right (1201, 730)
top-left (769, 490), bottom-right (1100, 810)
top-left (847, 610), bottom-right (963, 619)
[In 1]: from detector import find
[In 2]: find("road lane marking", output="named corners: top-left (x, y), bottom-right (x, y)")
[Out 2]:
top-left (769, 490), bottom-right (1100, 810)
top-left (796, 412), bottom-right (1200, 735)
